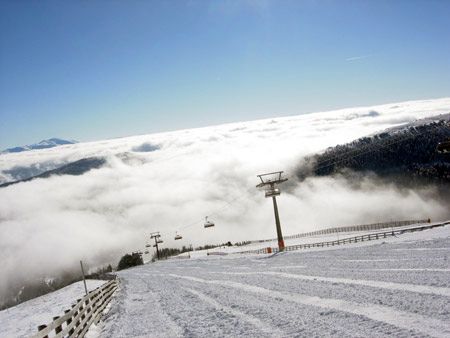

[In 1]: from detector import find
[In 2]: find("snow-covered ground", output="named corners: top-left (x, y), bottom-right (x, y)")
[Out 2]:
top-left (99, 225), bottom-right (450, 337)
top-left (0, 279), bottom-right (105, 338)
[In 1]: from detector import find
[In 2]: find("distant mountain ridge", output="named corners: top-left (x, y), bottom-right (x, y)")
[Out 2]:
top-left (1, 138), bottom-right (77, 154)
top-left (0, 157), bottom-right (106, 188)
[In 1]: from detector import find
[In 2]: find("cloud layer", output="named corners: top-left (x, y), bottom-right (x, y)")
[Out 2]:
top-left (1, 98), bottom-right (450, 301)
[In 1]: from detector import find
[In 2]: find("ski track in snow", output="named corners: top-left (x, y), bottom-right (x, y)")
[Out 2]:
top-left (342, 258), bottom-right (417, 261)
top-left (97, 229), bottom-right (450, 338)
top-left (170, 274), bottom-right (449, 338)
top-left (181, 287), bottom-right (284, 337)
top-left (213, 271), bottom-right (450, 297)
top-left (394, 248), bottom-right (450, 251)
top-left (359, 268), bottom-right (450, 272)
top-left (268, 265), bottom-right (307, 269)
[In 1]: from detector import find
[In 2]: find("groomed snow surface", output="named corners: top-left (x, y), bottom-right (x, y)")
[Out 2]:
top-left (97, 225), bottom-right (450, 338)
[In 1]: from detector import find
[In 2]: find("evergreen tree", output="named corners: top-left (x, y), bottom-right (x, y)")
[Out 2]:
top-left (117, 253), bottom-right (143, 270)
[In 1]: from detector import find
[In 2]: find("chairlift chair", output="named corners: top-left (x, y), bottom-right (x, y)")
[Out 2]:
top-left (436, 139), bottom-right (450, 154)
top-left (204, 216), bottom-right (215, 228)
top-left (144, 250), bottom-right (149, 254)
top-left (174, 232), bottom-right (182, 240)
top-left (157, 240), bottom-right (163, 244)
top-left (145, 244), bottom-right (151, 248)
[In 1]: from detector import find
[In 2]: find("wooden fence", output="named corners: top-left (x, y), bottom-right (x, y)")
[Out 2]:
top-left (249, 219), bottom-right (430, 244)
top-left (32, 278), bottom-right (118, 338)
top-left (238, 221), bottom-right (449, 255)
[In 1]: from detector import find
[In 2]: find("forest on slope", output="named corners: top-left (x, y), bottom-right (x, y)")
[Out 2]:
top-left (296, 118), bottom-right (450, 189)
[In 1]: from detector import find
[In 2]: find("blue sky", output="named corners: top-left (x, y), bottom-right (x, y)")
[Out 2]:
top-left (1, 0), bottom-right (449, 149)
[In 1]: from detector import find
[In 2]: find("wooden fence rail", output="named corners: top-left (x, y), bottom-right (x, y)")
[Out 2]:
top-left (238, 221), bottom-right (449, 255)
top-left (32, 278), bottom-right (118, 338)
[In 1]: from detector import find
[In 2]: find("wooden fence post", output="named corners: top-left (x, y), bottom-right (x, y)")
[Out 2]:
top-left (64, 309), bottom-right (72, 332)
top-left (37, 325), bottom-right (48, 338)
top-left (69, 304), bottom-right (77, 335)
top-left (53, 316), bottom-right (62, 334)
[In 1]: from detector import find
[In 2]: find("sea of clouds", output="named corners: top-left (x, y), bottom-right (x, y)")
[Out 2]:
top-left (1, 98), bottom-right (450, 301)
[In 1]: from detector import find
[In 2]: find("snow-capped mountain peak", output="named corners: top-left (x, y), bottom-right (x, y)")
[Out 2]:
top-left (1, 138), bottom-right (77, 154)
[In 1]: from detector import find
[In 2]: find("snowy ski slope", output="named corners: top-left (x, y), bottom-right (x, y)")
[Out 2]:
top-left (98, 225), bottom-right (450, 338)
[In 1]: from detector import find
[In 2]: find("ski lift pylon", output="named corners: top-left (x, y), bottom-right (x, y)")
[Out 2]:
top-left (204, 216), bottom-right (215, 228)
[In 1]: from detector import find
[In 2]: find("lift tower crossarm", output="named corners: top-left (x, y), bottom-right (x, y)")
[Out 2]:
top-left (256, 171), bottom-right (288, 187)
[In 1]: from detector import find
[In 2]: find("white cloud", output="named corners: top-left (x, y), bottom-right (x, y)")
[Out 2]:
top-left (346, 54), bottom-right (372, 62)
